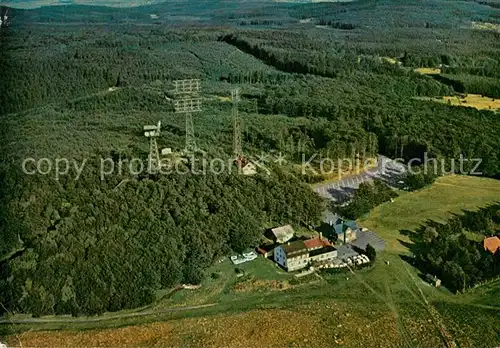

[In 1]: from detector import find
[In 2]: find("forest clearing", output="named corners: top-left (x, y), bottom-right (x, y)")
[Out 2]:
top-left (415, 68), bottom-right (442, 75)
top-left (418, 94), bottom-right (500, 111)
top-left (360, 175), bottom-right (500, 252)
top-left (472, 21), bottom-right (500, 33)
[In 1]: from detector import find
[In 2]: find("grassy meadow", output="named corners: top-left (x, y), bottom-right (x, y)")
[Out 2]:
top-left (360, 175), bottom-right (500, 252)
top-left (418, 94), bottom-right (500, 111)
top-left (415, 68), bottom-right (442, 75)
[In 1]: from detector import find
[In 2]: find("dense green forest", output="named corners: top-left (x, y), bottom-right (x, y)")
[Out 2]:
top-left (0, 167), bottom-right (322, 315)
top-left (1, 0), bottom-right (500, 316)
top-left (409, 204), bottom-right (500, 293)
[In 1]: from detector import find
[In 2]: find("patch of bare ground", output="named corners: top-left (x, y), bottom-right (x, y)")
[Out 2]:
top-left (232, 278), bottom-right (291, 292)
top-left (9, 301), bottom-right (417, 348)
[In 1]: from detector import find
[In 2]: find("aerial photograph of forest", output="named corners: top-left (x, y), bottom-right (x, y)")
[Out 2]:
top-left (0, 0), bottom-right (499, 347)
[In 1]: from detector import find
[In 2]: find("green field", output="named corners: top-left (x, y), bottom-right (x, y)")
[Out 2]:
top-left (4, 175), bottom-right (500, 347)
top-left (360, 175), bottom-right (500, 252)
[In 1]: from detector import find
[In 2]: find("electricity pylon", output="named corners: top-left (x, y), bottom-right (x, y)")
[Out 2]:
top-left (232, 88), bottom-right (242, 158)
top-left (231, 88), bottom-right (251, 171)
top-left (0, 9), bottom-right (6, 27)
top-left (3, 9), bottom-right (8, 27)
top-left (172, 79), bottom-right (202, 153)
top-left (143, 121), bottom-right (161, 173)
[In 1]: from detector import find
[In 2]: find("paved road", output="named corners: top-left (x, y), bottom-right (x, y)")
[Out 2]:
top-left (0, 303), bottom-right (217, 325)
top-left (314, 156), bottom-right (406, 203)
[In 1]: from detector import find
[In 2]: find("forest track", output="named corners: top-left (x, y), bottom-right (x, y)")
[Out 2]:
top-left (434, 181), bottom-right (500, 192)
top-left (5, 86), bottom-right (122, 117)
top-left (346, 264), bottom-right (414, 348)
top-left (384, 280), bottom-right (414, 348)
top-left (402, 262), bottom-right (458, 348)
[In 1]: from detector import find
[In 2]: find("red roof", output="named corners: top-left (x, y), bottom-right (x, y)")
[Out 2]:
top-left (304, 238), bottom-right (331, 250)
top-left (256, 247), bottom-right (267, 255)
top-left (483, 236), bottom-right (500, 254)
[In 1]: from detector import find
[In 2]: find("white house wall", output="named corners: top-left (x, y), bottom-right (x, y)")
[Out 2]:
top-left (309, 250), bottom-right (337, 263)
top-left (287, 254), bottom-right (309, 271)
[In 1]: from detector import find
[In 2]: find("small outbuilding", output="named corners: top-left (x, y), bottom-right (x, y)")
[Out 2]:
top-left (242, 162), bottom-right (257, 176)
top-left (426, 274), bottom-right (441, 287)
top-left (269, 225), bottom-right (295, 244)
top-left (256, 244), bottom-right (275, 258)
top-left (317, 211), bottom-right (359, 244)
top-left (333, 220), bottom-right (358, 244)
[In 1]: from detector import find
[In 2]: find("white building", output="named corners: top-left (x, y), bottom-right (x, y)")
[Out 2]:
top-left (274, 238), bottom-right (337, 272)
top-left (274, 240), bottom-right (309, 271)
top-left (309, 246), bottom-right (337, 263)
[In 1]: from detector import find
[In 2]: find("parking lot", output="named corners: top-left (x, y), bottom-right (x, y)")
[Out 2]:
top-left (314, 156), bottom-right (406, 203)
top-left (351, 230), bottom-right (385, 251)
top-left (336, 244), bottom-right (359, 261)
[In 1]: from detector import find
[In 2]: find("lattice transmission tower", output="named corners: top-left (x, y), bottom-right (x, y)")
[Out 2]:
top-left (143, 121), bottom-right (161, 173)
top-left (172, 79), bottom-right (202, 153)
top-left (0, 9), bottom-right (8, 28)
top-left (232, 88), bottom-right (242, 158)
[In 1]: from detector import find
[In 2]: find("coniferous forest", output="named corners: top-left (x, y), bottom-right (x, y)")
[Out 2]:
top-left (0, 0), bottom-right (500, 316)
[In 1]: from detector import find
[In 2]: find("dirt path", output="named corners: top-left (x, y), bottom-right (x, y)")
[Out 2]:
top-left (402, 263), bottom-right (458, 348)
top-left (384, 280), bottom-right (415, 348)
top-left (434, 182), bottom-right (500, 191)
top-left (0, 303), bottom-right (217, 325)
top-left (346, 264), bottom-right (414, 348)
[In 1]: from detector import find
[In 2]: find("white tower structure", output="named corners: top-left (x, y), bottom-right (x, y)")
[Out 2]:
top-left (172, 79), bottom-right (202, 153)
top-left (144, 120), bottom-right (161, 173)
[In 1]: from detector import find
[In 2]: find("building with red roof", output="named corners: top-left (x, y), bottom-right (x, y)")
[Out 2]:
top-left (304, 236), bottom-right (332, 250)
top-left (483, 236), bottom-right (500, 254)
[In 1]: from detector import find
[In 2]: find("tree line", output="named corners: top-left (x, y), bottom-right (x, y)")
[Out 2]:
top-left (410, 204), bottom-right (500, 293)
